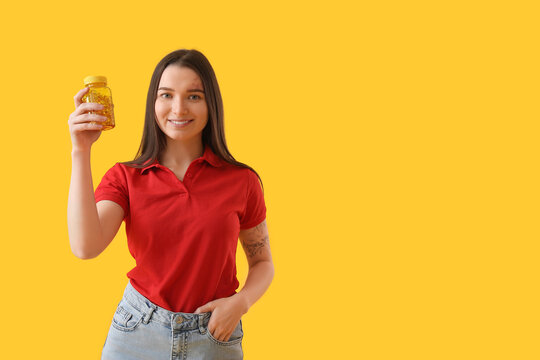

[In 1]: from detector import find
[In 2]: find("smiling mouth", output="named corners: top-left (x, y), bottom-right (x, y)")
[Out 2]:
top-left (169, 119), bottom-right (193, 125)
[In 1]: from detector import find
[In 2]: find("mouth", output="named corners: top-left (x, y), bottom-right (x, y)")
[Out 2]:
top-left (168, 119), bottom-right (193, 126)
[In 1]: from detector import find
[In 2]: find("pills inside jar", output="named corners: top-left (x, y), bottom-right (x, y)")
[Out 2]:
top-left (81, 75), bottom-right (115, 130)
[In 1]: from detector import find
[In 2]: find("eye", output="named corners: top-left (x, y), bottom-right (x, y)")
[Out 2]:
top-left (189, 95), bottom-right (202, 100)
top-left (160, 93), bottom-right (172, 98)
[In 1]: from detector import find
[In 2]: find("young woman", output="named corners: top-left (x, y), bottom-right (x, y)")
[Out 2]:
top-left (67, 49), bottom-right (274, 360)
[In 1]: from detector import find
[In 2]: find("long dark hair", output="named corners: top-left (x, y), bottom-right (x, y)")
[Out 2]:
top-left (121, 49), bottom-right (263, 193)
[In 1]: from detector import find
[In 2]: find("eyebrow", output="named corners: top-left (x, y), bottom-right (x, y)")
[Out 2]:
top-left (158, 87), bottom-right (204, 93)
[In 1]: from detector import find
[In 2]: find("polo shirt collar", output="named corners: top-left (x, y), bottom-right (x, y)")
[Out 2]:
top-left (141, 144), bottom-right (223, 173)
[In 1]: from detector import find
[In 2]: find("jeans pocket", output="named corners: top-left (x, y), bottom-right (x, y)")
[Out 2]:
top-left (111, 300), bottom-right (144, 332)
top-left (206, 319), bottom-right (243, 346)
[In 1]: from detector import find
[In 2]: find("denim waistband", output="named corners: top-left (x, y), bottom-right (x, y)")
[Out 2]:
top-left (121, 280), bottom-right (212, 331)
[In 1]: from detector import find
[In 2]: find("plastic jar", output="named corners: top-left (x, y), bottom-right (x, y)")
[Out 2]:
top-left (81, 75), bottom-right (115, 130)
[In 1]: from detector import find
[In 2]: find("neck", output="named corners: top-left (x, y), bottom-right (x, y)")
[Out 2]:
top-left (160, 138), bottom-right (205, 168)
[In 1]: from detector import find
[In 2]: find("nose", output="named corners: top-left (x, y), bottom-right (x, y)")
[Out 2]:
top-left (172, 97), bottom-right (189, 115)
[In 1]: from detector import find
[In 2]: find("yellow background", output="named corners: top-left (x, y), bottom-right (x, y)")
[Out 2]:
top-left (0, 0), bottom-right (538, 358)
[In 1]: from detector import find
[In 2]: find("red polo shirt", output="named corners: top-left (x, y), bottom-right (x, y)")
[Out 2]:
top-left (94, 144), bottom-right (266, 313)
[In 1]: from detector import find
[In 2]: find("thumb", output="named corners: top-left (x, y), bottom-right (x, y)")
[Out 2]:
top-left (194, 301), bottom-right (214, 314)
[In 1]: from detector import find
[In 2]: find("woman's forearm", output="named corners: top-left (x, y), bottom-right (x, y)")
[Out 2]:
top-left (67, 149), bottom-right (104, 258)
top-left (236, 260), bottom-right (274, 313)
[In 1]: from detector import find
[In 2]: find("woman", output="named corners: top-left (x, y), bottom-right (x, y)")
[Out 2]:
top-left (67, 49), bottom-right (274, 360)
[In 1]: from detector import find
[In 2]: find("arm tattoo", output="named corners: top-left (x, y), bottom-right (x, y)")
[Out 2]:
top-left (241, 220), bottom-right (270, 258)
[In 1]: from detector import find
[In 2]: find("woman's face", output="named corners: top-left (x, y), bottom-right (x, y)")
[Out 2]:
top-left (155, 65), bottom-right (208, 144)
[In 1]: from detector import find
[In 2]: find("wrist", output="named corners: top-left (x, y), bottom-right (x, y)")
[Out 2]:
top-left (234, 292), bottom-right (250, 315)
top-left (71, 147), bottom-right (91, 157)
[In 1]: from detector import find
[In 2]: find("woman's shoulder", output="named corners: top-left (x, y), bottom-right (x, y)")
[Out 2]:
top-left (220, 162), bottom-right (258, 178)
top-left (114, 160), bottom-right (155, 173)
top-left (100, 161), bottom-right (145, 181)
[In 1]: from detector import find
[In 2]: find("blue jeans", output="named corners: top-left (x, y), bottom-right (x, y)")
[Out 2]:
top-left (101, 281), bottom-right (244, 360)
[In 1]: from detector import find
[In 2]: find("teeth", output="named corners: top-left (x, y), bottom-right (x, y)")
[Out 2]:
top-left (170, 120), bottom-right (191, 125)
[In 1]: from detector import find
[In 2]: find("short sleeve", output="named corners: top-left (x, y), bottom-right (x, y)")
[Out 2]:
top-left (94, 163), bottom-right (129, 219)
top-left (239, 170), bottom-right (267, 230)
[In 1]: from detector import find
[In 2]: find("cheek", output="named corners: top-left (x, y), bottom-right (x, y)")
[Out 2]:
top-left (198, 103), bottom-right (208, 118)
top-left (200, 110), bottom-right (209, 126)
top-left (154, 102), bottom-right (164, 118)
top-left (153, 103), bottom-right (165, 130)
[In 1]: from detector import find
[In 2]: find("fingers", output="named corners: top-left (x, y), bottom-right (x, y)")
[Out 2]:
top-left (208, 324), bottom-right (222, 341)
top-left (69, 113), bottom-right (107, 125)
top-left (73, 102), bottom-right (104, 116)
top-left (69, 101), bottom-right (106, 129)
top-left (210, 328), bottom-right (232, 342)
top-left (73, 87), bottom-right (88, 107)
top-left (71, 121), bottom-right (104, 132)
top-left (68, 112), bottom-right (107, 135)
top-left (207, 320), bottom-right (235, 342)
top-left (207, 318), bottom-right (218, 338)
top-left (73, 87), bottom-right (89, 108)
top-left (72, 88), bottom-right (105, 119)
top-left (195, 303), bottom-right (210, 314)
top-left (222, 331), bottom-right (232, 342)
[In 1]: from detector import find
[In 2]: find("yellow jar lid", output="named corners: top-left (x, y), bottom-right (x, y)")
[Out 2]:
top-left (84, 75), bottom-right (107, 85)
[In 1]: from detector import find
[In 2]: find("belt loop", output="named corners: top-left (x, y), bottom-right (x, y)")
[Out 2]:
top-left (198, 314), bottom-right (207, 334)
top-left (142, 303), bottom-right (156, 324)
